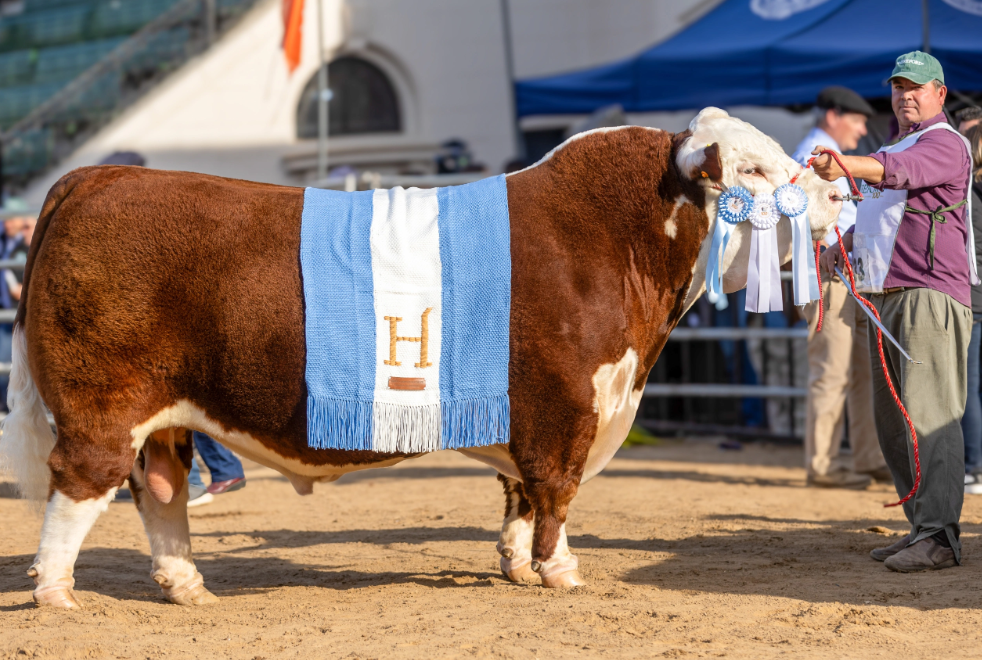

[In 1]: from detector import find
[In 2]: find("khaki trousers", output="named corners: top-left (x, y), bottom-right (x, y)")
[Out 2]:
top-left (868, 288), bottom-right (971, 562)
top-left (803, 277), bottom-right (884, 476)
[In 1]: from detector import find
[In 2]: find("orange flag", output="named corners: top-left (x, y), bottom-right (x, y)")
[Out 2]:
top-left (282, 0), bottom-right (304, 73)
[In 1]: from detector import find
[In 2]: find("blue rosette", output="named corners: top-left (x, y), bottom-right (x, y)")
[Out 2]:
top-left (774, 183), bottom-right (808, 218)
top-left (717, 186), bottom-right (753, 225)
top-left (706, 186), bottom-right (753, 308)
top-left (773, 183), bottom-right (814, 307)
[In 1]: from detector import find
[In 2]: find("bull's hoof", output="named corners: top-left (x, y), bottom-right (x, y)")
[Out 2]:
top-left (534, 554), bottom-right (586, 589)
top-left (164, 583), bottom-right (219, 606)
top-left (155, 571), bottom-right (219, 606)
top-left (540, 568), bottom-right (586, 589)
top-left (33, 585), bottom-right (82, 609)
top-left (500, 556), bottom-right (538, 584)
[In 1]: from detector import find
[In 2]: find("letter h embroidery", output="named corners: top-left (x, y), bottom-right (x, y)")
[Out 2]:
top-left (383, 308), bottom-right (433, 368)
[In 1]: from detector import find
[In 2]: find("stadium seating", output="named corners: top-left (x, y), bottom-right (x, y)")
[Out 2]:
top-left (0, 0), bottom-right (258, 181)
top-left (34, 37), bottom-right (126, 84)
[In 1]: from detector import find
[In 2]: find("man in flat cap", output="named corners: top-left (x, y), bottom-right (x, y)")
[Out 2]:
top-left (792, 87), bottom-right (888, 491)
top-left (819, 52), bottom-right (977, 572)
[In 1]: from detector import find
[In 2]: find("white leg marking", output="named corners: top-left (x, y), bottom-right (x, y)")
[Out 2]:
top-left (582, 348), bottom-right (644, 483)
top-left (533, 524), bottom-right (584, 588)
top-left (496, 478), bottom-right (536, 583)
top-left (130, 467), bottom-right (218, 606)
top-left (30, 488), bottom-right (117, 608)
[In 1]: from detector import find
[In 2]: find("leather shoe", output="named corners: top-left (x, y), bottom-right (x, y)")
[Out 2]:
top-left (859, 466), bottom-right (894, 484)
top-left (870, 533), bottom-right (910, 562)
top-left (884, 537), bottom-right (956, 572)
top-left (207, 477), bottom-right (246, 495)
top-left (806, 470), bottom-right (871, 490)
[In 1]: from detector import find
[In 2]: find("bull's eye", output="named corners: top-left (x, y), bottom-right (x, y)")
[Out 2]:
top-left (742, 167), bottom-right (759, 175)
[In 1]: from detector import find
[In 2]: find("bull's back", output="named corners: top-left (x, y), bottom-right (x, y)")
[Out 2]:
top-left (26, 166), bottom-right (309, 446)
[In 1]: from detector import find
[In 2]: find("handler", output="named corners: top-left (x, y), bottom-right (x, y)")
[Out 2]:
top-left (819, 52), bottom-right (977, 572)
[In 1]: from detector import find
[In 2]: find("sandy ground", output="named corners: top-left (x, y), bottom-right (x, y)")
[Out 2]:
top-left (3, 440), bottom-right (982, 659)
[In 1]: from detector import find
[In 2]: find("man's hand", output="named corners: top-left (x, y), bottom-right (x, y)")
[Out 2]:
top-left (809, 148), bottom-right (885, 185)
top-left (820, 231), bottom-right (853, 276)
top-left (810, 146), bottom-right (845, 181)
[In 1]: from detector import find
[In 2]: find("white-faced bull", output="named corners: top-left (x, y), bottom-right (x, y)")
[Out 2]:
top-left (0, 108), bottom-right (842, 608)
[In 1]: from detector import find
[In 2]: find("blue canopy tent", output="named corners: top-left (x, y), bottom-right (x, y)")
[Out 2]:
top-left (515, 0), bottom-right (982, 116)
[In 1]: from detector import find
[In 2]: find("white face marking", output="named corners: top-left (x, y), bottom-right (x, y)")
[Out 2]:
top-left (676, 107), bottom-right (842, 312)
top-left (130, 401), bottom-right (408, 480)
top-left (581, 348), bottom-right (643, 483)
top-left (505, 125), bottom-right (665, 177)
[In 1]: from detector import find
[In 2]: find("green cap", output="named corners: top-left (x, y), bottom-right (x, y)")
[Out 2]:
top-left (890, 51), bottom-right (944, 86)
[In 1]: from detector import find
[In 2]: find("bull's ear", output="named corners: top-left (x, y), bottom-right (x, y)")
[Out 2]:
top-left (696, 142), bottom-right (723, 182)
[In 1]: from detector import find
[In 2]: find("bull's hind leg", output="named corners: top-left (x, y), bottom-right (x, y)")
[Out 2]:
top-left (29, 423), bottom-right (135, 608)
top-left (30, 489), bottom-right (117, 608)
top-left (496, 474), bottom-right (537, 583)
top-left (129, 428), bottom-right (218, 606)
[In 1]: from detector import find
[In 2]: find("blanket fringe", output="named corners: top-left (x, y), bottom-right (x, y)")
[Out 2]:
top-left (372, 402), bottom-right (441, 453)
top-left (307, 395), bottom-right (510, 451)
top-left (307, 397), bottom-right (375, 451)
top-left (441, 394), bottom-right (510, 450)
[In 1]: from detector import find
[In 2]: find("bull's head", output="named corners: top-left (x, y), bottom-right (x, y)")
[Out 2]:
top-left (676, 107), bottom-right (842, 310)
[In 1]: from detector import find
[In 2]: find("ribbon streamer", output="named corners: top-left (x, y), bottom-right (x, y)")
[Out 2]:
top-left (773, 183), bottom-right (814, 307)
top-left (789, 212), bottom-right (815, 306)
top-left (746, 225), bottom-right (783, 312)
top-left (705, 217), bottom-right (732, 303)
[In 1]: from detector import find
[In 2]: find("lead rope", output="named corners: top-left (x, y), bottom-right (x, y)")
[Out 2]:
top-left (797, 151), bottom-right (919, 508)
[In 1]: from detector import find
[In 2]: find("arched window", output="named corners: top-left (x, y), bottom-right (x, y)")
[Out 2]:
top-left (297, 56), bottom-right (401, 138)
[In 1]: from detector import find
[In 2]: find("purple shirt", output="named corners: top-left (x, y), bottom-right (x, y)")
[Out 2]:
top-left (869, 112), bottom-right (973, 307)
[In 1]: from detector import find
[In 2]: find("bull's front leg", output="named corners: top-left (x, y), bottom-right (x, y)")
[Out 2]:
top-left (496, 474), bottom-right (537, 583)
top-left (129, 429), bottom-right (218, 606)
top-left (523, 477), bottom-right (586, 588)
top-left (510, 418), bottom-right (591, 589)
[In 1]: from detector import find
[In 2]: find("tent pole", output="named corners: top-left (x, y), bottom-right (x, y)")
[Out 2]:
top-left (499, 0), bottom-right (524, 161)
top-left (316, 0), bottom-right (329, 181)
top-left (922, 0), bottom-right (931, 53)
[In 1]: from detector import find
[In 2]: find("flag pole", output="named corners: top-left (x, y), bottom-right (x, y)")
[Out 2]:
top-left (316, 0), bottom-right (328, 180)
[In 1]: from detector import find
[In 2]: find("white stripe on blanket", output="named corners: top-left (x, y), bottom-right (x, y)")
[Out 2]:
top-left (369, 187), bottom-right (443, 452)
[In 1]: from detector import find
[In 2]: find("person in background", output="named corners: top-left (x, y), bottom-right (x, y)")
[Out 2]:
top-left (819, 52), bottom-right (975, 571)
top-left (792, 87), bottom-right (889, 489)
top-left (961, 123), bottom-right (982, 494)
top-left (957, 107), bottom-right (982, 135)
top-left (193, 432), bottom-right (245, 495)
top-left (0, 198), bottom-right (34, 411)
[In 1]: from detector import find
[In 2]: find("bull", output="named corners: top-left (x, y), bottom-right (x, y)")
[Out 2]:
top-left (0, 108), bottom-right (841, 608)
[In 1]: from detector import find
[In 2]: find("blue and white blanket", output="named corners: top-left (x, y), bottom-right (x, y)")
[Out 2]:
top-left (300, 175), bottom-right (511, 452)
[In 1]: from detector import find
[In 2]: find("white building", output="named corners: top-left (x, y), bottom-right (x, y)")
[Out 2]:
top-left (23, 0), bottom-right (816, 205)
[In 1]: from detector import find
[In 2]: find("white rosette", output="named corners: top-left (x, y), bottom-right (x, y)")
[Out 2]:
top-left (774, 183), bottom-right (814, 307)
top-left (745, 194), bottom-right (783, 313)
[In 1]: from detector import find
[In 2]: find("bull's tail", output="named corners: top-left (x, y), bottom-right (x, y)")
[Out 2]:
top-left (0, 325), bottom-right (56, 504)
top-left (0, 171), bottom-right (77, 505)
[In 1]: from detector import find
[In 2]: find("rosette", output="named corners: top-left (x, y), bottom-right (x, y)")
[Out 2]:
top-left (774, 183), bottom-right (808, 218)
top-left (748, 194), bottom-right (780, 230)
top-left (774, 183), bottom-right (815, 307)
top-left (717, 186), bottom-right (753, 225)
